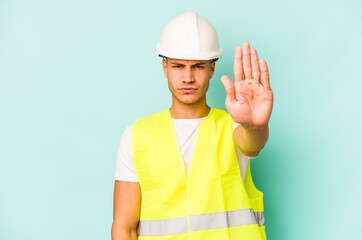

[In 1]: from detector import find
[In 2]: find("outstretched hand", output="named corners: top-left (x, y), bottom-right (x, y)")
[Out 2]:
top-left (221, 42), bottom-right (273, 130)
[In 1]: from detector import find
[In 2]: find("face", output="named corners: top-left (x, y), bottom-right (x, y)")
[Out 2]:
top-left (162, 58), bottom-right (215, 106)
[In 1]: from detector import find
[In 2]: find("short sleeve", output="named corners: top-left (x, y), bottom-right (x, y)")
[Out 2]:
top-left (114, 124), bottom-right (139, 182)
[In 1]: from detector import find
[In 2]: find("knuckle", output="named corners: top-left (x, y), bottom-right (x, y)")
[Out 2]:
top-left (244, 66), bottom-right (251, 72)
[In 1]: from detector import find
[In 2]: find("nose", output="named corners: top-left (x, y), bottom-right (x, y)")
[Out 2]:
top-left (183, 66), bottom-right (195, 83)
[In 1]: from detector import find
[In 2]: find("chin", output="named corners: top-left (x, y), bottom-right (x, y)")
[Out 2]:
top-left (178, 96), bottom-right (202, 105)
top-left (172, 91), bottom-right (204, 105)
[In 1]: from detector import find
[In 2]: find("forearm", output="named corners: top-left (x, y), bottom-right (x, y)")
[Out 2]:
top-left (112, 181), bottom-right (141, 240)
top-left (233, 124), bottom-right (269, 157)
top-left (111, 226), bottom-right (138, 240)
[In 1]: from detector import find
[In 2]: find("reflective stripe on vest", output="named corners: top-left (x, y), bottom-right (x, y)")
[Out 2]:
top-left (138, 208), bottom-right (265, 237)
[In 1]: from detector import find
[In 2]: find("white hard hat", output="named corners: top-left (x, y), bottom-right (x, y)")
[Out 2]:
top-left (156, 11), bottom-right (222, 61)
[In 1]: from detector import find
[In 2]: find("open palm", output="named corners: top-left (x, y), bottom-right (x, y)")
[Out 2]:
top-left (221, 42), bottom-right (273, 130)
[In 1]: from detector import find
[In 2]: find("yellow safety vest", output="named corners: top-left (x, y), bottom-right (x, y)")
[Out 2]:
top-left (131, 108), bottom-right (266, 239)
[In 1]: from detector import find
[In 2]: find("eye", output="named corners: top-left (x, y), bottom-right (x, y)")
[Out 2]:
top-left (194, 65), bottom-right (204, 69)
top-left (172, 65), bottom-right (182, 68)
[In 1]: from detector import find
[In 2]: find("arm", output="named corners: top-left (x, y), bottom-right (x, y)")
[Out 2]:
top-left (233, 124), bottom-right (268, 157)
top-left (221, 42), bottom-right (273, 156)
top-left (111, 180), bottom-right (141, 240)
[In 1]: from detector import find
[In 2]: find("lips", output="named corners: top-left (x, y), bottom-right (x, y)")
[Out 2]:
top-left (179, 87), bottom-right (197, 93)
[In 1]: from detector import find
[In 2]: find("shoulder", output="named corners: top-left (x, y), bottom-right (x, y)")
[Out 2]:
top-left (132, 109), bottom-right (170, 136)
top-left (211, 108), bottom-right (234, 126)
top-left (212, 108), bottom-right (239, 131)
top-left (212, 108), bottom-right (231, 118)
top-left (134, 109), bottom-right (168, 126)
top-left (118, 124), bottom-right (133, 148)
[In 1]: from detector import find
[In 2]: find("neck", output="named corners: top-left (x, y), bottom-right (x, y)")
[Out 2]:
top-left (169, 99), bottom-right (210, 119)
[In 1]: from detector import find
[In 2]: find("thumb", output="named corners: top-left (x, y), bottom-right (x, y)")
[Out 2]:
top-left (221, 75), bottom-right (236, 102)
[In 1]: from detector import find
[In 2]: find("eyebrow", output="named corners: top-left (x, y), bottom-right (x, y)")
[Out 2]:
top-left (170, 62), bottom-right (207, 66)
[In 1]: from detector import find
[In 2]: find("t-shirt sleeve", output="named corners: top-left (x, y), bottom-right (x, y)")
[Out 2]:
top-left (114, 124), bottom-right (139, 182)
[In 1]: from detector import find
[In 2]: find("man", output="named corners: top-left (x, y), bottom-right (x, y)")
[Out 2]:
top-left (112, 11), bottom-right (273, 240)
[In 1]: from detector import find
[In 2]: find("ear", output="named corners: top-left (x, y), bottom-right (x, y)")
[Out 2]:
top-left (162, 59), bottom-right (168, 79)
top-left (209, 61), bottom-right (216, 79)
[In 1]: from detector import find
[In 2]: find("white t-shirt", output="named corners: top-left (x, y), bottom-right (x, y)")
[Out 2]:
top-left (114, 117), bottom-right (257, 182)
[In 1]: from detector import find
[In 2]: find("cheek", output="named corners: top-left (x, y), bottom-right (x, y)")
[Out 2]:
top-left (168, 79), bottom-right (177, 92)
top-left (203, 81), bottom-right (210, 91)
top-left (168, 72), bottom-right (181, 86)
top-left (197, 73), bottom-right (211, 87)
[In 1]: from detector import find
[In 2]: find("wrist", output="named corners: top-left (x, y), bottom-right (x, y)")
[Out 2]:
top-left (238, 123), bottom-right (269, 132)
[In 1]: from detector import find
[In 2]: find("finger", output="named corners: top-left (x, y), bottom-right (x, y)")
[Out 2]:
top-left (260, 59), bottom-right (271, 89)
top-left (221, 75), bottom-right (236, 102)
top-left (233, 46), bottom-right (243, 82)
top-left (251, 48), bottom-right (260, 82)
top-left (242, 42), bottom-right (252, 79)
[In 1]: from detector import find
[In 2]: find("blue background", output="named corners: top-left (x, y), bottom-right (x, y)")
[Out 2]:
top-left (1, 0), bottom-right (361, 239)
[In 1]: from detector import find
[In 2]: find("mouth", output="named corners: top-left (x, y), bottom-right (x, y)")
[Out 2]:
top-left (179, 87), bottom-right (197, 93)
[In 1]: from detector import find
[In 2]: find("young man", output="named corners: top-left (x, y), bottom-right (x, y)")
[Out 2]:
top-left (112, 11), bottom-right (273, 240)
